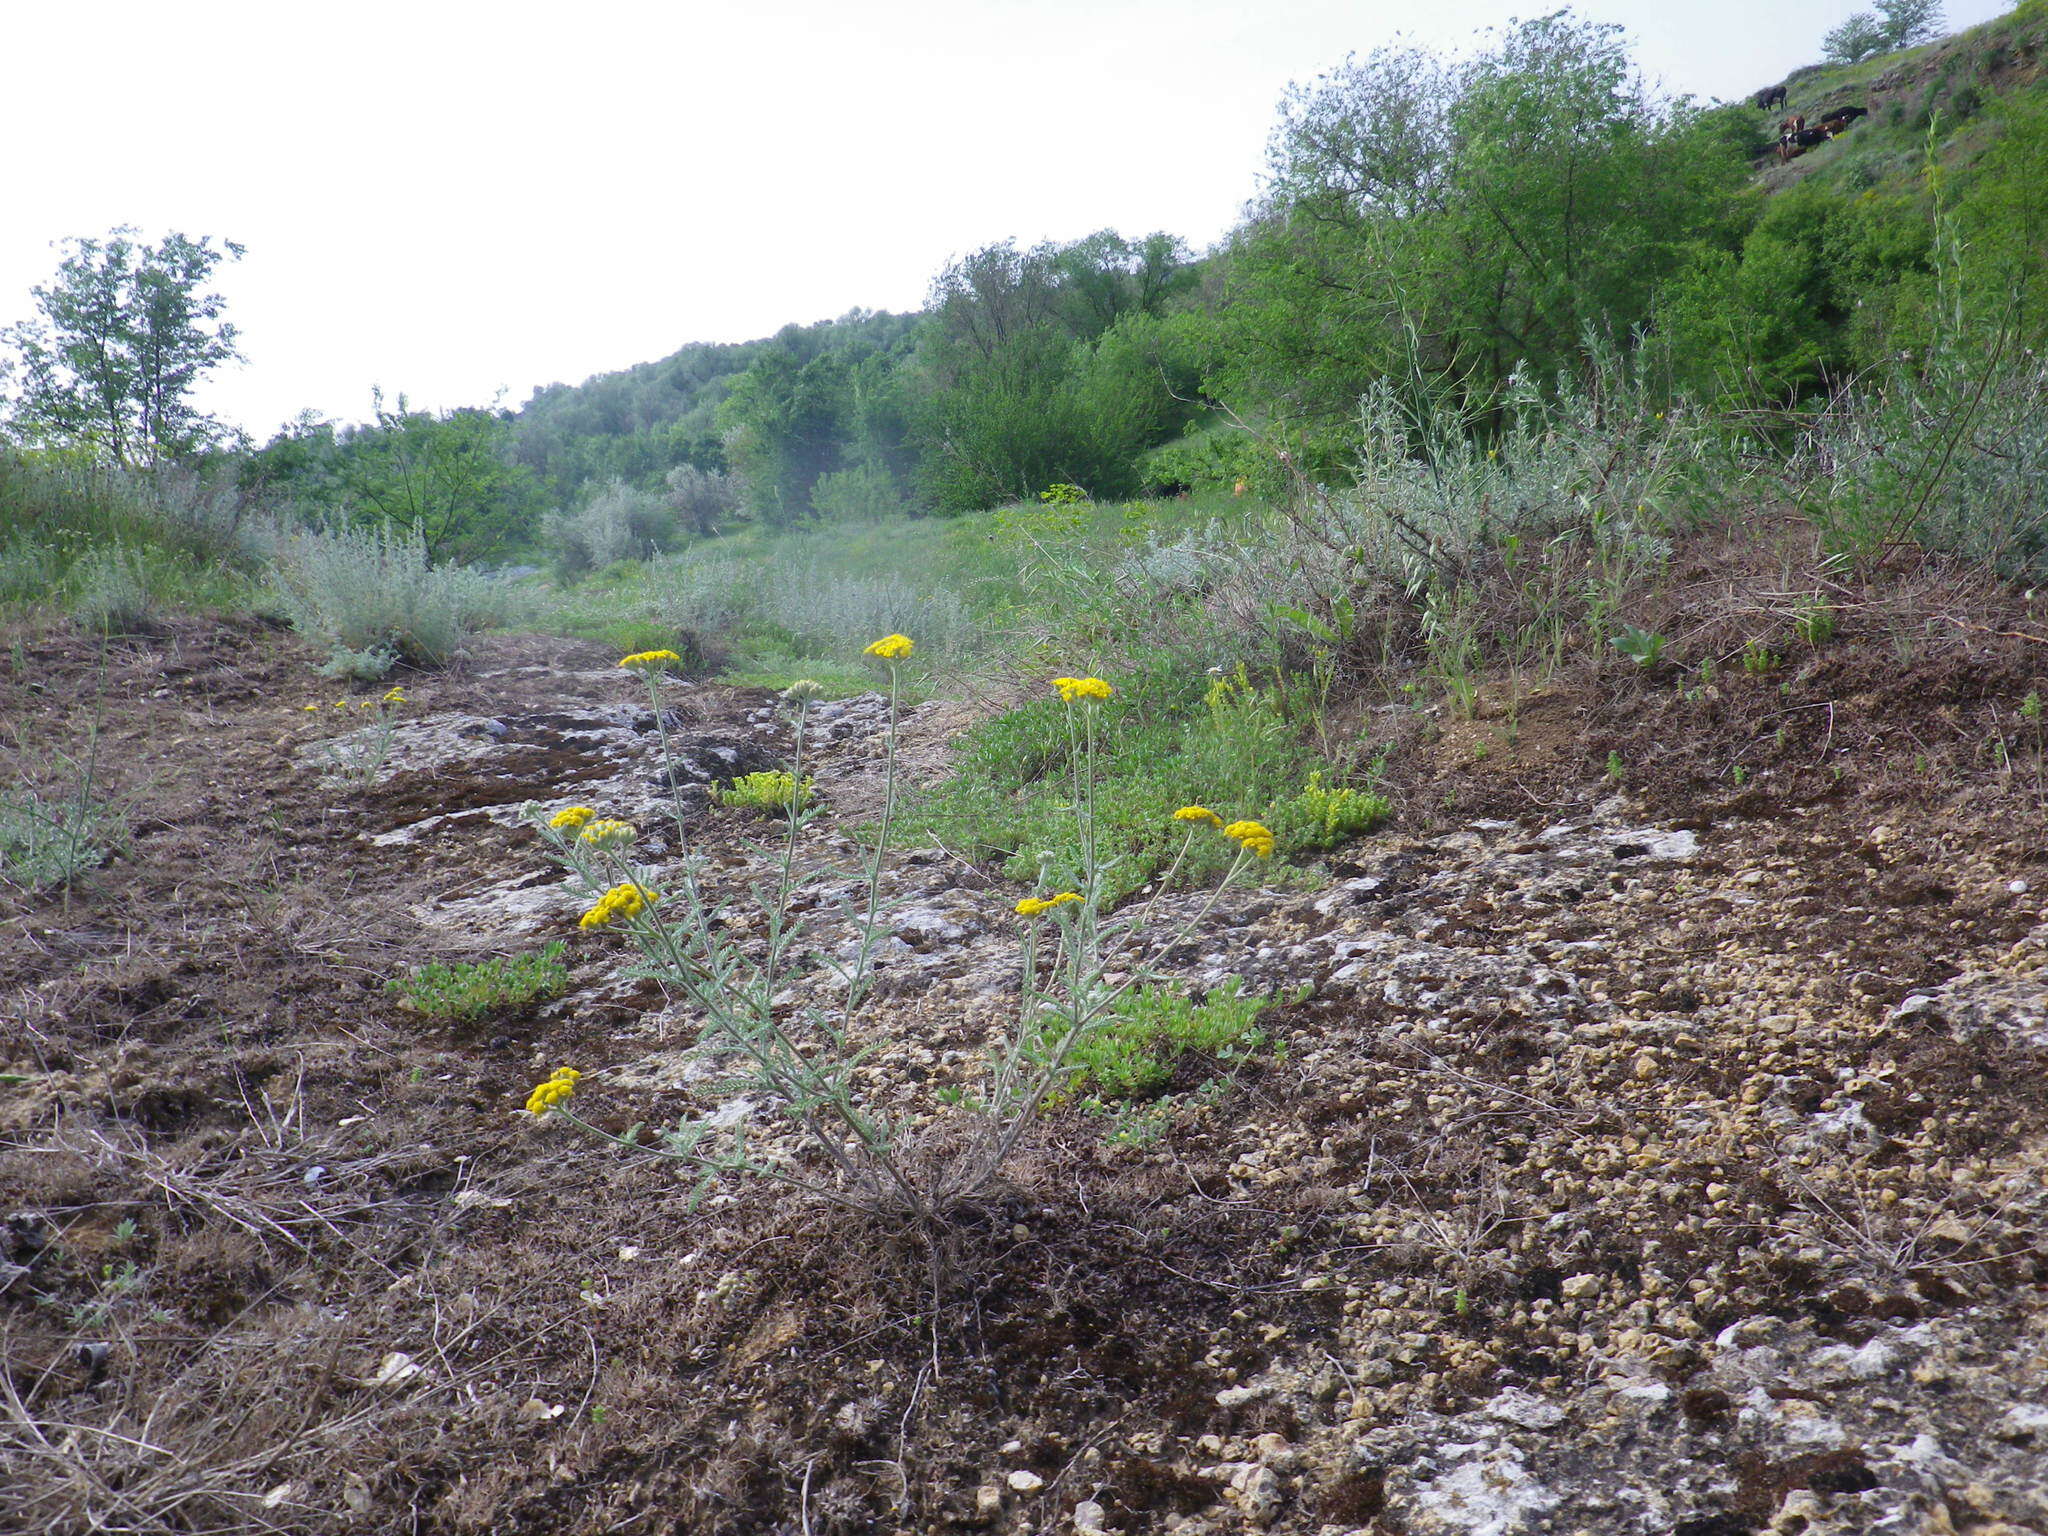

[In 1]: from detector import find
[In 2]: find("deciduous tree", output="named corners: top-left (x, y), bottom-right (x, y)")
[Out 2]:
top-left (3, 228), bottom-right (244, 467)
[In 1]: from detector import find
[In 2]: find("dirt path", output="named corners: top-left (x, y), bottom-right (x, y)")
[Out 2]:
top-left (3, 618), bottom-right (2046, 1536)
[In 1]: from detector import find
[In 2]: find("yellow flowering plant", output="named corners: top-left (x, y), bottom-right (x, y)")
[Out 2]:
top-left (304, 682), bottom-right (409, 792)
top-left (525, 1066), bottom-right (582, 1115)
top-left (1050, 676), bottom-right (1113, 703)
top-left (516, 636), bottom-right (1269, 1225)
top-left (577, 818), bottom-right (637, 851)
top-left (518, 635), bottom-right (926, 1214)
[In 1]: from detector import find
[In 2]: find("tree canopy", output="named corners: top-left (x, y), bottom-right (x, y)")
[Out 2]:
top-left (3, 229), bottom-right (245, 468)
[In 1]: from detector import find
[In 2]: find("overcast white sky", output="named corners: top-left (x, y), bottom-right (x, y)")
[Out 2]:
top-left (1, 0), bottom-right (2015, 440)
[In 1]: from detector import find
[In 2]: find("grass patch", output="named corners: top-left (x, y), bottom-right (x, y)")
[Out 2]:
top-left (0, 452), bottom-right (270, 624)
top-left (386, 943), bottom-right (570, 1023)
top-left (902, 659), bottom-right (1386, 904)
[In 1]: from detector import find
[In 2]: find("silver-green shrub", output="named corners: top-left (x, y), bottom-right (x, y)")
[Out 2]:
top-left (545, 479), bottom-right (676, 579)
top-left (650, 549), bottom-right (977, 661)
top-left (1805, 353), bottom-right (2048, 578)
top-left (653, 553), bottom-right (761, 635)
top-left (273, 521), bottom-right (506, 674)
top-left (70, 546), bottom-right (157, 633)
top-left (758, 559), bottom-right (976, 659)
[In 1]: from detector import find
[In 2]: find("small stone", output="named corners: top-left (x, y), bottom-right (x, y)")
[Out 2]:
top-left (1008, 1470), bottom-right (1045, 1494)
top-left (1215, 1384), bottom-right (1268, 1408)
top-left (1073, 1499), bottom-right (1110, 1534)
top-left (1561, 1274), bottom-right (1602, 1299)
top-left (1486, 1386), bottom-right (1567, 1430)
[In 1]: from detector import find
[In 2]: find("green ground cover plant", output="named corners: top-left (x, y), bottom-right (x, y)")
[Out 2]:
top-left (713, 769), bottom-right (814, 814)
top-left (386, 942), bottom-right (569, 1022)
top-left (1060, 976), bottom-right (1291, 1100)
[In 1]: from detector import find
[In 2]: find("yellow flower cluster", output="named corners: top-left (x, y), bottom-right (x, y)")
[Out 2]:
top-left (549, 805), bottom-right (596, 831)
top-left (580, 882), bottom-right (657, 929)
top-left (1015, 891), bottom-right (1083, 917)
top-left (618, 649), bottom-right (684, 672)
top-left (577, 818), bottom-right (636, 850)
top-left (1051, 676), bottom-right (1113, 703)
top-left (525, 1066), bottom-right (581, 1115)
top-left (863, 633), bottom-right (914, 660)
top-left (1224, 820), bottom-right (1275, 859)
top-left (1174, 805), bottom-right (1223, 827)
top-left (303, 687), bottom-right (407, 714)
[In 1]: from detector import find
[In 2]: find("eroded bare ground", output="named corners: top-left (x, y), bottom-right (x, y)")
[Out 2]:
top-left (3, 607), bottom-right (2047, 1536)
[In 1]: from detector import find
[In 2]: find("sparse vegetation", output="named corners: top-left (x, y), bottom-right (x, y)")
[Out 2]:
top-left (6, 7), bottom-right (2048, 1532)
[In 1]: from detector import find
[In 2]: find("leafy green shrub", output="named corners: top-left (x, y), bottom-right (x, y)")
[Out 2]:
top-left (809, 464), bottom-right (905, 521)
top-left (1061, 978), bottom-right (1287, 1100)
top-left (713, 770), bottom-right (814, 814)
top-left (273, 521), bottom-right (509, 674)
top-left (1609, 626), bottom-right (1667, 667)
top-left (387, 942), bottom-right (569, 1022)
top-left (904, 660), bottom-right (1382, 902)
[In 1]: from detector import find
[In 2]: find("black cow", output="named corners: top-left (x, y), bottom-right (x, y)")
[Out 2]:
top-left (1755, 84), bottom-right (1788, 111)
top-left (1818, 104), bottom-right (1869, 134)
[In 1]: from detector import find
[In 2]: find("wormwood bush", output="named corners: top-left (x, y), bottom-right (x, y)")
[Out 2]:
top-left (273, 521), bottom-right (509, 676)
top-left (1805, 351), bottom-right (2048, 577)
top-left (70, 546), bottom-right (157, 633)
top-left (519, 646), bottom-right (1274, 1225)
top-left (1202, 356), bottom-right (1704, 671)
top-left (388, 942), bottom-right (568, 1022)
top-left (654, 554), bottom-right (761, 636)
top-left (1, 748), bottom-right (123, 894)
top-left (0, 452), bottom-right (272, 616)
top-left (757, 560), bottom-right (977, 660)
top-left (650, 547), bottom-right (981, 665)
top-left (545, 479), bottom-right (676, 580)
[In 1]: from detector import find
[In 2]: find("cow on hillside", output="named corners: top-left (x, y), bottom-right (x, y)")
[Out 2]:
top-left (1755, 84), bottom-right (1788, 110)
